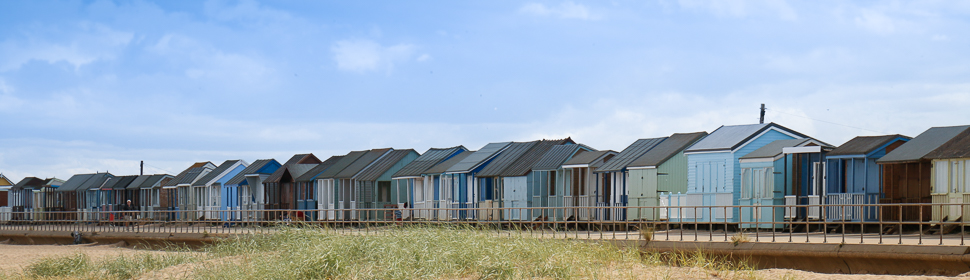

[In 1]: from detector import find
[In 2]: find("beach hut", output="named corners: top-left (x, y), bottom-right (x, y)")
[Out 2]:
top-left (443, 142), bottom-right (512, 220)
top-left (628, 132), bottom-right (708, 221)
top-left (11, 177), bottom-right (44, 220)
top-left (823, 135), bottom-right (910, 222)
top-left (494, 139), bottom-right (575, 221)
top-left (56, 173), bottom-right (113, 220)
top-left (877, 125), bottom-right (970, 223)
top-left (125, 175), bottom-right (151, 212)
top-left (166, 162), bottom-right (216, 220)
top-left (190, 160), bottom-right (248, 220)
top-left (330, 148), bottom-right (392, 220)
top-left (528, 143), bottom-right (595, 221)
top-left (291, 155), bottom-right (345, 220)
top-left (595, 137), bottom-right (667, 221)
top-left (315, 151), bottom-right (369, 220)
top-left (561, 150), bottom-right (617, 221)
top-left (422, 150), bottom-right (475, 220)
top-left (391, 146), bottom-right (468, 220)
top-left (102, 175), bottom-right (138, 215)
top-left (0, 174), bottom-right (12, 221)
top-left (353, 149), bottom-right (419, 221)
top-left (736, 138), bottom-right (832, 228)
top-left (129, 174), bottom-right (173, 219)
top-left (922, 127), bottom-right (970, 223)
top-left (222, 159), bottom-right (281, 221)
top-left (476, 141), bottom-right (540, 220)
top-left (680, 123), bottom-right (812, 224)
top-left (263, 154), bottom-right (321, 217)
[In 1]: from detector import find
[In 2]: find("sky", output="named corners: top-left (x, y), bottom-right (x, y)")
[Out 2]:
top-left (1, 0), bottom-right (969, 181)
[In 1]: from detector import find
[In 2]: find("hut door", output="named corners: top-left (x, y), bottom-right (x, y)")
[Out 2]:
top-left (811, 162), bottom-right (825, 197)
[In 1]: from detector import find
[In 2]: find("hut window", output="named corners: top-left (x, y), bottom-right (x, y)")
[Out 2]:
top-left (379, 181), bottom-right (391, 202)
top-left (549, 171), bottom-right (556, 196)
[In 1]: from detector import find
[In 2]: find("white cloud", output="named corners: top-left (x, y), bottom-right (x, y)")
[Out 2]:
top-left (331, 39), bottom-right (418, 73)
top-left (855, 9), bottom-right (896, 34)
top-left (0, 22), bottom-right (133, 72)
top-left (519, 2), bottom-right (600, 20)
top-left (148, 33), bottom-right (275, 90)
top-left (676, 0), bottom-right (797, 21)
top-left (932, 34), bottom-right (949, 41)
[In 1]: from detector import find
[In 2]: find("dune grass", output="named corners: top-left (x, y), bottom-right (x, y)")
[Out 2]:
top-left (10, 225), bottom-right (757, 279)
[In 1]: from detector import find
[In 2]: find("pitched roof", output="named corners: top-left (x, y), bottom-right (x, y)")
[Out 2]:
top-left (629, 132), bottom-right (708, 167)
top-left (0, 174), bottom-right (14, 186)
top-left (295, 156), bottom-right (344, 182)
top-left (925, 127), bottom-right (970, 159)
top-left (127, 175), bottom-right (152, 190)
top-left (265, 154), bottom-right (322, 183)
top-left (316, 151), bottom-right (369, 179)
top-left (13, 177), bottom-right (45, 191)
top-left (135, 174), bottom-right (171, 189)
top-left (393, 146), bottom-right (467, 178)
top-left (106, 175), bottom-right (139, 190)
top-left (879, 125), bottom-right (970, 163)
top-left (739, 139), bottom-right (814, 159)
top-left (425, 150), bottom-right (475, 174)
top-left (828, 134), bottom-right (912, 156)
top-left (226, 159), bottom-right (278, 185)
top-left (500, 139), bottom-right (574, 176)
top-left (57, 174), bottom-right (95, 192)
top-left (164, 162), bottom-right (215, 187)
top-left (192, 160), bottom-right (243, 187)
top-left (446, 142), bottom-right (512, 173)
top-left (58, 173), bottom-right (113, 192)
top-left (597, 137), bottom-right (667, 172)
top-left (685, 123), bottom-right (811, 153)
top-left (335, 148), bottom-right (392, 179)
top-left (355, 149), bottom-right (416, 181)
top-left (476, 141), bottom-right (539, 177)
top-left (533, 144), bottom-right (585, 171)
top-left (563, 150), bottom-right (616, 166)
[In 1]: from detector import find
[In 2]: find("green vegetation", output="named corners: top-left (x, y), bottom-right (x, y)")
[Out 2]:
top-left (10, 226), bottom-right (757, 279)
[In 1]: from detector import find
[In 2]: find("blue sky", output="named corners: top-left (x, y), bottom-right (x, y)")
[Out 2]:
top-left (1, 0), bottom-right (969, 180)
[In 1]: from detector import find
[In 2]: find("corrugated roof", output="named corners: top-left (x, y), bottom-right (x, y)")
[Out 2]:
top-left (629, 132), bottom-right (708, 167)
top-left (84, 174), bottom-right (114, 191)
top-left (925, 126), bottom-right (970, 159)
top-left (500, 139), bottom-right (574, 176)
top-left (828, 135), bottom-right (912, 156)
top-left (564, 150), bottom-right (616, 166)
top-left (317, 151), bottom-right (369, 179)
top-left (13, 177), bottom-right (45, 191)
top-left (137, 174), bottom-right (171, 189)
top-left (226, 159), bottom-right (278, 185)
top-left (335, 148), bottom-right (392, 179)
top-left (164, 162), bottom-right (215, 187)
top-left (685, 123), bottom-right (811, 153)
top-left (532, 144), bottom-right (584, 171)
top-left (57, 174), bottom-right (95, 192)
top-left (446, 142), bottom-right (512, 173)
top-left (289, 164), bottom-right (318, 180)
top-left (192, 160), bottom-right (242, 187)
top-left (739, 139), bottom-right (812, 159)
top-left (476, 141), bottom-right (539, 177)
top-left (393, 146), bottom-right (466, 178)
top-left (879, 125), bottom-right (970, 163)
top-left (265, 154), bottom-right (322, 183)
top-left (106, 175), bottom-right (139, 190)
top-left (425, 150), bottom-right (475, 174)
top-left (355, 149), bottom-right (415, 181)
top-left (127, 175), bottom-right (151, 190)
top-left (295, 156), bottom-right (344, 182)
top-left (597, 137), bottom-right (667, 172)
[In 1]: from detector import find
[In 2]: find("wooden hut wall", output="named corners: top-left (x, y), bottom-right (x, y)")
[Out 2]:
top-left (882, 161), bottom-right (932, 221)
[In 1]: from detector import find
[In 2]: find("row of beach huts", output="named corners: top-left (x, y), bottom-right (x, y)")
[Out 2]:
top-left (2, 122), bottom-right (969, 228)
